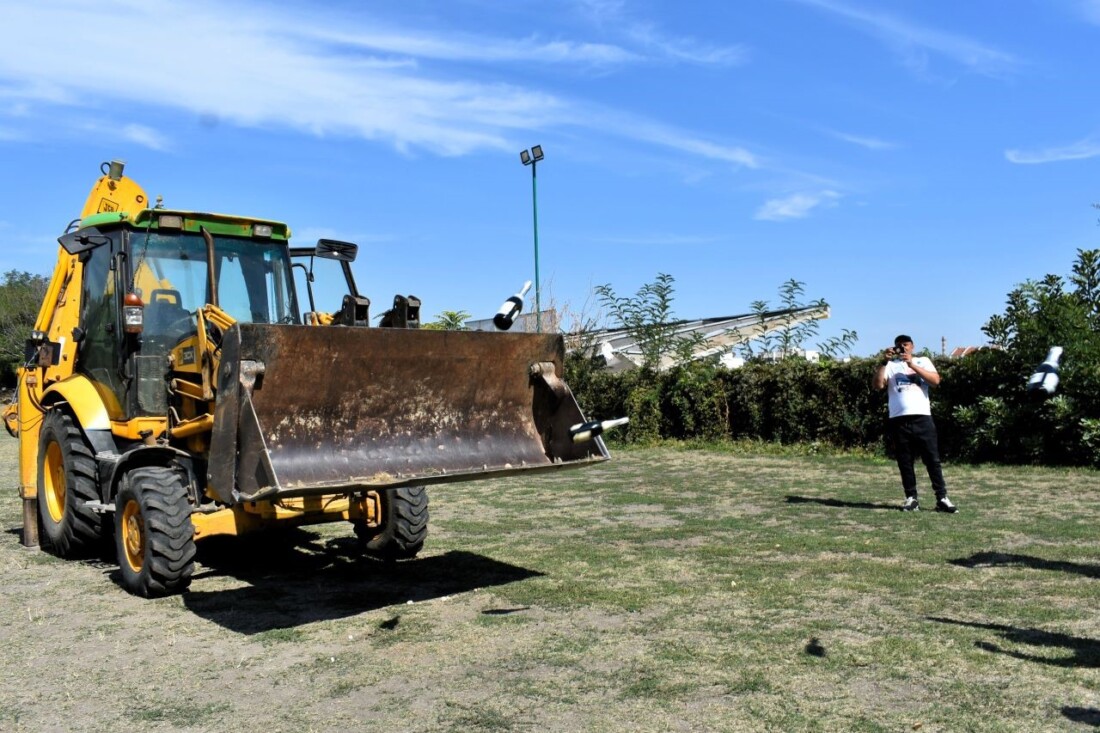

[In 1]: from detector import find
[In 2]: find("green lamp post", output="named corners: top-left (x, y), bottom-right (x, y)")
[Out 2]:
top-left (519, 145), bottom-right (544, 332)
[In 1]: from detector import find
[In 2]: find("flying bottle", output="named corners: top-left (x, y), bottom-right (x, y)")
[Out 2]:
top-left (570, 417), bottom-right (630, 443)
top-left (1027, 346), bottom-right (1063, 397)
top-left (494, 281), bottom-right (532, 331)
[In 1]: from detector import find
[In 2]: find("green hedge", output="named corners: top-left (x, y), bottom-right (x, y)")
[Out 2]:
top-left (565, 351), bottom-right (1100, 467)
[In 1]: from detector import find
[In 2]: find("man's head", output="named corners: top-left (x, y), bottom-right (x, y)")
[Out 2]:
top-left (894, 334), bottom-right (914, 354)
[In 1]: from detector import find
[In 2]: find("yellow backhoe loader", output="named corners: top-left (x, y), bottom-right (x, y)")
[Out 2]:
top-left (2, 161), bottom-right (610, 597)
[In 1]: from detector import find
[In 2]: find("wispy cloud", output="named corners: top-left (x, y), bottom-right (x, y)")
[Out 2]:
top-left (303, 26), bottom-right (640, 66)
top-left (573, 0), bottom-right (748, 66)
top-left (0, 0), bottom-right (753, 163)
top-left (624, 23), bottom-right (749, 66)
top-left (0, 2), bottom-right (564, 155)
top-left (826, 129), bottom-right (896, 151)
top-left (61, 117), bottom-right (172, 152)
top-left (1005, 137), bottom-right (1100, 164)
top-left (122, 124), bottom-right (170, 152)
top-left (755, 190), bottom-right (841, 221)
top-left (607, 115), bottom-right (759, 168)
top-left (790, 0), bottom-right (1020, 77)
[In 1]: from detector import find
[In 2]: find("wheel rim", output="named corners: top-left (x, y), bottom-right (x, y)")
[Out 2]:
top-left (121, 499), bottom-right (145, 573)
top-left (42, 441), bottom-right (66, 522)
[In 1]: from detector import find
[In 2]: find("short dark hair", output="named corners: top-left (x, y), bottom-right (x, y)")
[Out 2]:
top-left (894, 334), bottom-right (913, 347)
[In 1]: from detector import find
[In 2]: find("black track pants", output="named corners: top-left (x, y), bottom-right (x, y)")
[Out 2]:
top-left (889, 414), bottom-right (947, 500)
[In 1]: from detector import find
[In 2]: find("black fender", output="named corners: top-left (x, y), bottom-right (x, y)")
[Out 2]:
top-left (103, 445), bottom-right (200, 507)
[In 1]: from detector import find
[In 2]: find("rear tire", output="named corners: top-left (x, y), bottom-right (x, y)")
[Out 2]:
top-left (37, 409), bottom-right (103, 557)
top-left (114, 466), bottom-right (196, 597)
top-left (355, 486), bottom-right (429, 561)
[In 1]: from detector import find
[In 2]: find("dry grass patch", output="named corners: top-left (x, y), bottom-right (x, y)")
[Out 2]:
top-left (1, 439), bottom-right (1100, 730)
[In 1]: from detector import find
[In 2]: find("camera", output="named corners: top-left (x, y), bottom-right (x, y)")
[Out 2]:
top-left (885, 346), bottom-right (905, 360)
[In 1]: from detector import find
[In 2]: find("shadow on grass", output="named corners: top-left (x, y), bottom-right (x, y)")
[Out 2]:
top-left (1063, 706), bottom-right (1100, 727)
top-left (176, 530), bottom-right (542, 634)
top-left (928, 616), bottom-right (1100, 668)
top-left (785, 495), bottom-right (897, 511)
top-left (949, 551), bottom-right (1100, 579)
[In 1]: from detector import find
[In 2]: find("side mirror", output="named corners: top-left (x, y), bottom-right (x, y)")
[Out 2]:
top-left (315, 239), bottom-right (358, 262)
top-left (58, 231), bottom-right (111, 255)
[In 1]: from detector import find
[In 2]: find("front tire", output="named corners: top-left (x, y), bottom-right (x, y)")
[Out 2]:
top-left (355, 486), bottom-right (429, 561)
top-left (114, 466), bottom-right (196, 597)
top-left (37, 409), bottom-right (103, 557)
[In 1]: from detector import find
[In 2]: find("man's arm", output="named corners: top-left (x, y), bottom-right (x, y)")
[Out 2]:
top-left (904, 355), bottom-right (940, 387)
top-left (872, 355), bottom-right (890, 390)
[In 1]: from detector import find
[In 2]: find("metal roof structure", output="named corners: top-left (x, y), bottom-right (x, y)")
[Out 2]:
top-left (565, 304), bottom-right (830, 372)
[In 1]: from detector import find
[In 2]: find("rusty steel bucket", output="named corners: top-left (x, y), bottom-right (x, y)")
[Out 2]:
top-left (206, 324), bottom-right (608, 503)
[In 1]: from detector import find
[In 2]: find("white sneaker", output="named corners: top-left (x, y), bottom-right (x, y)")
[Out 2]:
top-left (935, 497), bottom-right (958, 513)
top-left (901, 497), bottom-right (920, 512)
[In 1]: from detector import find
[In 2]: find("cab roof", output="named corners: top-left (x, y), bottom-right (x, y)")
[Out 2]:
top-left (79, 207), bottom-right (291, 241)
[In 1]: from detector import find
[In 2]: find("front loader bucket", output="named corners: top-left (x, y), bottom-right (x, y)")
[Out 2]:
top-left (207, 324), bottom-right (607, 504)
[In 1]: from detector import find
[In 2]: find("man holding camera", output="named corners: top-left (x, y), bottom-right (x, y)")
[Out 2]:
top-left (872, 335), bottom-right (958, 513)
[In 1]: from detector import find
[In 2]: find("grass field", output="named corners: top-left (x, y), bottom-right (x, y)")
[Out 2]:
top-left (1, 437), bottom-right (1099, 732)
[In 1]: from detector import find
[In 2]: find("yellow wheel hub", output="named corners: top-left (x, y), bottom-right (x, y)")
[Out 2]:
top-left (42, 442), bottom-right (66, 523)
top-left (121, 499), bottom-right (145, 573)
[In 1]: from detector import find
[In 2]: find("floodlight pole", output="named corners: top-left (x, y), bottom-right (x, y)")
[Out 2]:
top-left (521, 146), bottom-right (544, 333)
top-left (530, 158), bottom-right (541, 333)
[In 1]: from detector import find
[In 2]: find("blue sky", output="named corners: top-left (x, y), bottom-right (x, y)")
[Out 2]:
top-left (2, 0), bottom-right (1099, 356)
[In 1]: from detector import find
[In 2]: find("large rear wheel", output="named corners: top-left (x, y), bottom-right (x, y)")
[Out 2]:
top-left (37, 409), bottom-right (103, 557)
top-left (114, 466), bottom-right (196, 597)
top-left (355, 486), bottom-right (429, 561)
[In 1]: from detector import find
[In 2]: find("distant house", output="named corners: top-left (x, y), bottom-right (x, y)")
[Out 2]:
top-left (948, 345), bottom-right (1001, 358)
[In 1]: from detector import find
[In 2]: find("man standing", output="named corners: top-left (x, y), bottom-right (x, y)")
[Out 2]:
top-left (872, 335), bottom-right (958, 513)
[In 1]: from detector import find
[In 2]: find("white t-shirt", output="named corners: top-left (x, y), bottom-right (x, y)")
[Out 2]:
top-left (884, 357), bottom-right (936, 418)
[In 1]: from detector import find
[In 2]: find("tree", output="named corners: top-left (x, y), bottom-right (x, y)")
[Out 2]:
top-left (595, 273), bottom-right (702, 372)
top-left (0, 270), bottom-right (48, 386)
top-left (738, 279), bottom-right (853, 360)
top-left (816, 329), bottom-right (859, 360)
top-left (774, 279), bottom-right (825, 356)
top-left (422, 310), bottom-right (471, 331)
top-left (973, 247), bottom-right (1100, 465)
top-left (981, 249), bottom-right (1100, 365)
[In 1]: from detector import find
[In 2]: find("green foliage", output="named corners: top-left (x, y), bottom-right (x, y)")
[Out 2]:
top-left (422, 309), bottom-right (471, 331)
top-left (773, 279), bottom-right (825, 356)
top-left (817, 328), bottom-right (859, 360)
top-left (574, 273), bottom-right (867, 448)
top-left (623, 371), bottom-right (663, 444)
top-left (659, 357), bottom-right (727, 441)
top-left (595, 273), bottom-right (698, 371)
top-left (563, 256), bottom-right (1100, 466)
top-left (982, 248), bottom-right (1100, 366)
top-left (0, 270), bottom-right (47, 386)
top-left (739, 300), bottom-right (776, 359)
top-left (566, 345), bottom-right (1100, 466)
top-left (721, 359), bottom-right (883, 446)
top-left (967, 247), bottom-right (1100, 465)
top-left (737, 279), bottom-right (855, 360)
top-left (567, 356), bottom-right (888, 450)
